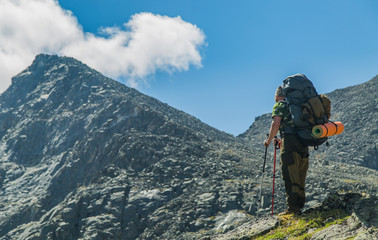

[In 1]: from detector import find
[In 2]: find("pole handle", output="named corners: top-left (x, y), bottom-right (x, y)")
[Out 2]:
top-left (274, 136), bottom-right (281, 149)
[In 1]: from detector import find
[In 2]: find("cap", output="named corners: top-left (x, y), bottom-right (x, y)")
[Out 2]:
top-left (275, 86), bottom-right (284, 97)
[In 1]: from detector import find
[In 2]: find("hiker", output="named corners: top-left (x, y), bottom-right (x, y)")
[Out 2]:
top-left (263, 85), bottom-right (309, 215)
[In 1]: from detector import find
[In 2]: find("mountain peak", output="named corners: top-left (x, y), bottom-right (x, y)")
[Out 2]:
top-left (29, 54), bottom-right (84, 71)
top-left (2, 54), bottom-right (96, 110)
top-left (12, 54), bottom-right (95, 86)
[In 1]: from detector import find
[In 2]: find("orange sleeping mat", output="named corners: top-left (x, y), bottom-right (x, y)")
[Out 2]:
top-left (312, 122), bottom-right (344, 138)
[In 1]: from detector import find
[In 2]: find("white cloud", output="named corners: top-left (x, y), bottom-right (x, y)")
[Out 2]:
top-left (0, 0), bottom-right (206, 92)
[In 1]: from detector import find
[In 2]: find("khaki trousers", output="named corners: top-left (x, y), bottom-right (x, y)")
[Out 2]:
top-left (280, 134), bottom-right (309, 210)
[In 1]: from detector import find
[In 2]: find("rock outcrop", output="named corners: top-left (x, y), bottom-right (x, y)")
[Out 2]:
top-left (208, 192), bottom-right (377, 240)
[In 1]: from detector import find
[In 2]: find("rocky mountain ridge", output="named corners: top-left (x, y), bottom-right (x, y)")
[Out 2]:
top-left (0, 55), bottom-right (376, 239)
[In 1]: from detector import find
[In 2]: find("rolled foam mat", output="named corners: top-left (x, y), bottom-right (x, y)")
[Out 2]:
top-left (312, 122), bottom-right (344, 138)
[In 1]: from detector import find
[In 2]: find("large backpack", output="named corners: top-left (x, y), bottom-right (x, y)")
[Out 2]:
top-left (282, 74), bottom-right (331, 148)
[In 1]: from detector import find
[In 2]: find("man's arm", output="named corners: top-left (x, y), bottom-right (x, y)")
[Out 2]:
top-left (264, 116), bottom-right (281, 147)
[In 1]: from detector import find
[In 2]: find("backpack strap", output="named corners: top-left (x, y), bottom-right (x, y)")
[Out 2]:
top-left (277, 99), bottom-right (300, 138)
top-left (317, 95), bottom-right (329, 122)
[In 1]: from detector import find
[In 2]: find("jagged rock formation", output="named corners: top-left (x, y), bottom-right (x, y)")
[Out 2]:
top-left (0, 55), bottom-right (376, 239)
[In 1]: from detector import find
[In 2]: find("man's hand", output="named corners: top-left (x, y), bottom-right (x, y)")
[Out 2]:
top-left (273, 138), bottom-right (281, 147)
top-left (263, 139), bottom-right (271, 148)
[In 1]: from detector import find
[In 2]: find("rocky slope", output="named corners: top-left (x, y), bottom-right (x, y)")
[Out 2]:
top-left (0, 54), bottom-right (260, 239)
top-left (316, 76), bottom-right (378, 170)
top-left (0, 55), bottom-right (376, 239)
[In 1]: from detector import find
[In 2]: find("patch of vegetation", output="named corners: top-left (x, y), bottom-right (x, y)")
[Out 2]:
top-left (342, 179), bottom-right (359, 184)
top-left (255, 209), bottom-right (350, 240)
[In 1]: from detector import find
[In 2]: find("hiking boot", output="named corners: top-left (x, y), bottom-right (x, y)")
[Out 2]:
top-left (278, 207), bottom-right (302, 216)
top-left (289, 206), bottom-right (302, 215)
top-left (292, 209), bottom-right (302, 216)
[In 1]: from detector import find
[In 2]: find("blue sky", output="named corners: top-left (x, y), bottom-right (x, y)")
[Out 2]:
top-left (6, 0), bottom-right (378, 135)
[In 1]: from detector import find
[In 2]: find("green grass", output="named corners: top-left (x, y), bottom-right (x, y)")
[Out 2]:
top-left (254, 209), bottom-right (350, 240)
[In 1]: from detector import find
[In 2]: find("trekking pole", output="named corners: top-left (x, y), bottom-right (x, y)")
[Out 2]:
top-left (256, 137), bottom-right (269, 218)
top-left (271, 136), bottom-right (280, 216)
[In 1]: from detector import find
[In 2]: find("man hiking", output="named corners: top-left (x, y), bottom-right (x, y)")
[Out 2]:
top-left (263, 85), bottom-right (309, 215)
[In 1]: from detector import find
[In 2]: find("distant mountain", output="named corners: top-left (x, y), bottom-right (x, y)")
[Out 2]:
top-left (316, 76), bottom-right (378, 169)
top-left (239, 76), bottom-right (378, 170)
top-left (0, 55), bottom-right (376, 239)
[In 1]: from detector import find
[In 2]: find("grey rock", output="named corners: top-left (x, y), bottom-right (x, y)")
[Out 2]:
top-left (210, 216), bottom-right (279, 240)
